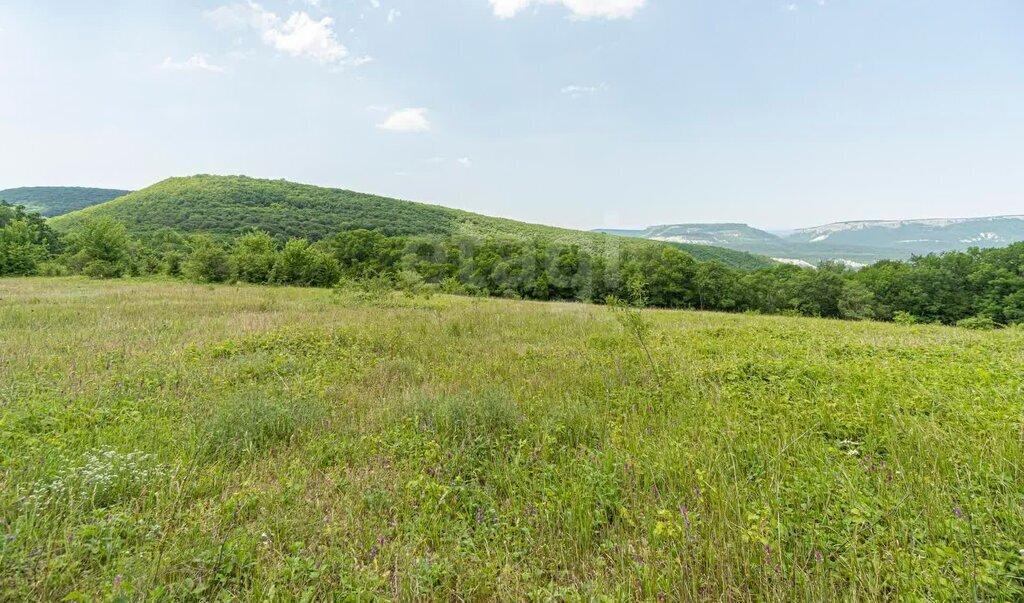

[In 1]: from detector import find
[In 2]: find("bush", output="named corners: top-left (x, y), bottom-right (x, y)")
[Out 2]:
top-left (0, 220), bottom-right (48, 276)
top-left (838, 281), bottom-right (875, 321)
top-left (182, 235), bottom-right (231, 283)
top-left (893, 311), bottom-right (918, 326)
top-left (36, 261), bottom-right (69, 277)
top-left (396, 269), bottom-right (426, 296)
top-left (956, 315), bottom-right (998, 330)
top-left (67, 217), bottom-right (130, 278)
top-left (231, 230), bottom-right (278, 284)
top-left (440, 276), bottom-right (466, 295)
top-left (83, 260), bottom-right (123, 279)
top-left (162, 250), bottom-right (184, 276)
top-left (304, 247), bottom-right (342, 288)
top-left (272, 239), bottom-right (341, 287)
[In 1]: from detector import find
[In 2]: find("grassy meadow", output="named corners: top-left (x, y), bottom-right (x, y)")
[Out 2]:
top-left (1, 277), bottom-right (1022, 601)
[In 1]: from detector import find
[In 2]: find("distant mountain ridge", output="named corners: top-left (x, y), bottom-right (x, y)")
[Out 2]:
top-left (598, 215), bottom-right (1024, 265)
top-left (0, 187), bottom-right (132, 217)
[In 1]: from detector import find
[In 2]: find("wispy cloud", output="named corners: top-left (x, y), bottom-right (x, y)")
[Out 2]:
top-left (159, 54), bottom-right (225, 73)
top-left (490, 0), bottom-right (646, 19)
top-left (377, 108), bottom-right (431, 132)
top-left (561, 83), bottom-right (607, 98)
top-left (206, 2), bottom-right (369, 66)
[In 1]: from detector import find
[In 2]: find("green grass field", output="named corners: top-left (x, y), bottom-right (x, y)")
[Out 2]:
top-left (1, 278), bottom-right (1022, 601)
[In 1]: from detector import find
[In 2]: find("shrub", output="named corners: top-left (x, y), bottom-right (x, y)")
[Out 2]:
top-left (440, 276), bottom-right (466, 295)
top-left (162, 250), bottom-right (184, 276)
top-left (838, 281), bottom-right (876, 320)
top-left (893, 311), bottom-right (919, 326)
top-left (36, 261), bottom-right (69, 277)
top-left (83, 260), bottom-right (123, 279)
top-left (272, 239), bottom-right (341, 287)
top-left (67, 217), bottom-right (130, 278)
top-left (231, 230), bottom-right (279, 284)
top-left (304, 246), bottom-right (342, 288)
top-left (396, 269), bottom-right (426, 296)
top-left (956, 315), bottom-right (998, 330)
top-left (182, 235), bottom-right (231, 283)
top-left (0, 220), bottom-right (48, 276)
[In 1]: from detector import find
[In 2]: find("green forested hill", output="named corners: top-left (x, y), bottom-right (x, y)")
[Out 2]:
top-left (0, 187), bottom-right (131, 217)
top-left (51, 175), bottom-right (773, 269)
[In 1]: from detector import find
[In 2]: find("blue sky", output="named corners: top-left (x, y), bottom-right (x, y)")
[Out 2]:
top-left (1, 1), bottom-right (1022, 230)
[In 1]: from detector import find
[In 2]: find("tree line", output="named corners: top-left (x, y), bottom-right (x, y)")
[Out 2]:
top-left (3, 202), bottom-right (1022, 328)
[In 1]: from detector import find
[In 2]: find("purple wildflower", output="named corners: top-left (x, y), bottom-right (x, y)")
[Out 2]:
top-left (680, 505), bottom-right (691, 528)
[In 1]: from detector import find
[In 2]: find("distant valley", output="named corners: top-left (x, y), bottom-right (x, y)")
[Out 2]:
top-left (598, 216), bottom-right (1024, 266)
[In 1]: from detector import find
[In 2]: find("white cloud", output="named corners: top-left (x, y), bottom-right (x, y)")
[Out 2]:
top-left (490, 0), bottom-right (646, 19)
top-left (159, 54), bottom-right (225, 73)
top-left (387, 9), bottom-right (401, 23)
top-left (456, 157), bottom-right (472, 167)
top-left (268, 12), bottom-right (348, 63)
top-left (206, 2), bottom-right (366, 65)
top-left (561, 83), bottom-right (606, 98)
top-left (377, 108), bottom-right (431, 132)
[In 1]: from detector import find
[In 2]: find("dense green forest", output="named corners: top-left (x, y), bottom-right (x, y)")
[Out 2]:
top-left (0, 186), bottom-right (131, 217)
top-left (6, 200), bottom-right (1024, 327)
top-left (49, 175), bottom-right (771, 270)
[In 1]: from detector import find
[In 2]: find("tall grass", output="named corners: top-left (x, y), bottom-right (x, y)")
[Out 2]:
top-left (0, 277), bottom-right (1021, 600)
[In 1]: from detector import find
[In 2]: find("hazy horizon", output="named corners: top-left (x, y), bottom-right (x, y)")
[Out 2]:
top-left (2, 1), bottom-right (1022, 231)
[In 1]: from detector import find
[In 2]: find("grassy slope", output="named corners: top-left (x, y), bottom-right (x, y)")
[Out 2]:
top-left (0, 187), bottom-right (132, 217)
top-left (50, 175), bottom-right (773, 269)
top-left (1, 278), bottom-right (1021, 600)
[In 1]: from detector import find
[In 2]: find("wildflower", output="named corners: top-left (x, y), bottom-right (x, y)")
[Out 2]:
top-left (680, 505), bottom-right (691, 528)
top-left (953, 506), bottom-right (963, 519)
top-left (814, 550), bottom-right (823, 563)
top-left (113, 575), bottom-right (123, 590)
